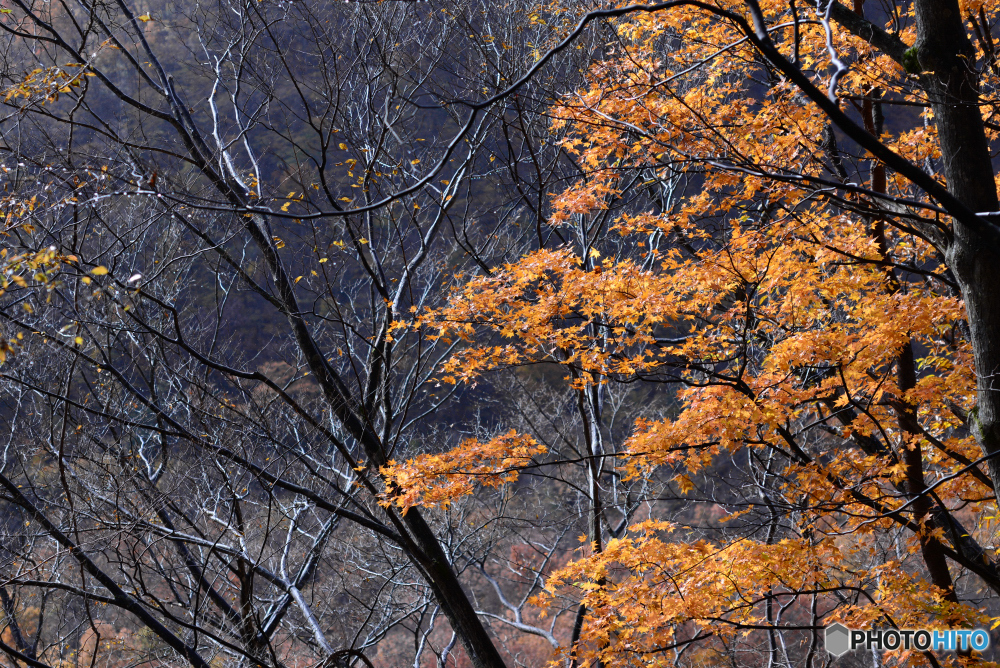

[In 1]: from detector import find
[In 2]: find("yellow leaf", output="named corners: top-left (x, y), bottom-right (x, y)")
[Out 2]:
top-left (91, 266), bottom-right (109, 275)
top-left (675, 474), bottom-right (694, 494)
top-left (137, 13), bottom-right (151, 21)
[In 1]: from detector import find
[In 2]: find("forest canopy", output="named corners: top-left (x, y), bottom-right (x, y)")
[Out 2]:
top-left (0, 0), bottom-right (999, 666)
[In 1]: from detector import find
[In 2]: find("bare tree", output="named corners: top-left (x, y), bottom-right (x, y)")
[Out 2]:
top-left (0, 0), bottom-right (600, 665)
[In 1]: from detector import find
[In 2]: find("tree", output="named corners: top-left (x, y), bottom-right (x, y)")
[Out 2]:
top-left (385, 0), bottom-right (1000, 665)
top-left (0, 0), bottom-right (594, 666)
top-left (6, 0), bottom-right (1000, 665)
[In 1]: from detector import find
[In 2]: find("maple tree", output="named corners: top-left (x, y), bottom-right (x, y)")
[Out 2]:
top-left (381, 0), bottom-right (1000, 665)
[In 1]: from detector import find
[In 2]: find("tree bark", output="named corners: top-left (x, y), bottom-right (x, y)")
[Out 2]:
top-left (898, 343), bottom-right (960, 603)
top-left (912, 0), bottom-right (1000, 498)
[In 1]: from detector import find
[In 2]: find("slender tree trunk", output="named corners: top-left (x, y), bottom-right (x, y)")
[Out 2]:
top-left (898, 343), bottom-right (960, 602)
top-left (863, 85), bottom-right (962, 607)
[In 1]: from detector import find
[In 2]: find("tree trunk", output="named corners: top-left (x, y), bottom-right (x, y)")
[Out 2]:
top-left (914, 0), bottom-right (1000, 497)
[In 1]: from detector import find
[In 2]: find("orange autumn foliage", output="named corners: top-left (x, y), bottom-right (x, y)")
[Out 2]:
top-left (381, 430), bottom-right (547, 510)
top-left (537, 521), bottom-right (989, 666)
top-left (382, 0), bottom-right (1000, 664)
